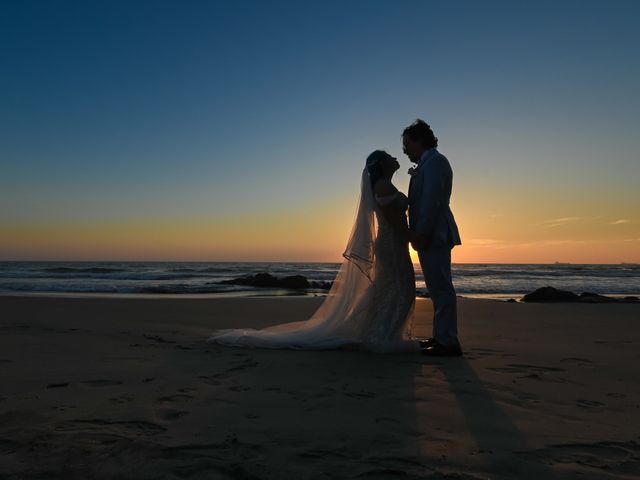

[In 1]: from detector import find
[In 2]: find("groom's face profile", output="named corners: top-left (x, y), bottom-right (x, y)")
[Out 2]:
top-left (402, 135), bottom-right (423, 163)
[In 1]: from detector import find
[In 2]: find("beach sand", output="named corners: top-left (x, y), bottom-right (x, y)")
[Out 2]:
top-left (1, 294), bottom-right (639, 479)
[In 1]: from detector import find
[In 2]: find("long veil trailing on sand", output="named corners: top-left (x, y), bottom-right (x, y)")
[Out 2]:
top-left (208, 168), bottom-right (386, 350)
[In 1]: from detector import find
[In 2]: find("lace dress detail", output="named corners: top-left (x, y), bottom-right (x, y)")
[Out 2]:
top-left (362, 192), bottom-right (416, 351)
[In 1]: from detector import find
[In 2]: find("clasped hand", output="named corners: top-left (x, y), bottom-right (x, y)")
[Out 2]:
top-left (409, 231), bottom-right (429, 251)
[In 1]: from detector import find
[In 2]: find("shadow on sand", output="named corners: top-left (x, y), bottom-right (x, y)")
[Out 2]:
top-left (424, 356), bottom-right (561, 478)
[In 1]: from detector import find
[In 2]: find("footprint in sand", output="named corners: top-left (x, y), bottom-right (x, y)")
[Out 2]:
top-left (109, 395), bottom-right (133, 404)
top-left (155, 407), bottom-right (188, 421)
top-left (561, 357), bottom-right (593, 366)
top-left (0, 324), bottom-right (30, 331)
top-left (594, 340), bottom-right (634, 345)
top-left (56, 418), bottom-right (166, 435)
top-left (517, 440), bottom-right (640, 476)
top-left (0, 438), bottom-right (22, 455)
top-left (154, 393), bottom-right (194, 422)
top-left (225, 358), bottom-right (259, 373)
top-left (576, 399), bottom-right (605, 408)
top-left (47, 382), bottom-right (70, 389)
top-left (142, 334), bottom-right (176, 344)
top-left (177, 387), bottom-right (197, 393)
top-left (156, 393), bottom-right (194, 403)
top-left (229, 385), bottom-right (251, 392)
top-left (469, 348), bottom-right (503, 357)
top-left (198, 358), bottom-right (260, 385)
top-left (51, 404), bottom-right (77, 411)
top-left (262, 386), bottom-right (281, 392)
top-left (497, 364), bottom-right (565, 373)
top-left (606, 392), bottom-right (626, 398)
top-left (490, 364), bottom-right (582, 385)
top-left (375, 416), bottom-right (400, 425)
top-left (198, 375), bottom-right (222, 386)
top-left (344, 390), bottom-right (376, 399)
top-left (80, 379), bottom-right (123, 387)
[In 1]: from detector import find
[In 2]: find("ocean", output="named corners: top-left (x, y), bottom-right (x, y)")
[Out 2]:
top-left (1, 261), bottom-right (639, 300)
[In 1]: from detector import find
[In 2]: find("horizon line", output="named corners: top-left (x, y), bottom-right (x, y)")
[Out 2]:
top-left (1, 259), bottom-right (638, 266)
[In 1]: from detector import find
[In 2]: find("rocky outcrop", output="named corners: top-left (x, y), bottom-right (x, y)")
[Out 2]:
top-left (521, 287), bottom-right (579, 302)
top-left (220, 273), bottom-right (332, 291)
top-left (521, 286), bottom-right (639, 303)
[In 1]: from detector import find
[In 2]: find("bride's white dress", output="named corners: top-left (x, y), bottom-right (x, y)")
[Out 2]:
top-left (208, 169), bottom-right (418, 353)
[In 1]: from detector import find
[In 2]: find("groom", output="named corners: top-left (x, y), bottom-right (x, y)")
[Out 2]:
top-left (403, 119), bottom-right (463, 356)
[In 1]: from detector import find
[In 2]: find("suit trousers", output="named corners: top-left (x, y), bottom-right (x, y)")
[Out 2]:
top-left (417, 246), bottom-right (459, 346)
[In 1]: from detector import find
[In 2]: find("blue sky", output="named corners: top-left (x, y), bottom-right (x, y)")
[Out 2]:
top-left (1, 0), bottom-right (639, 261)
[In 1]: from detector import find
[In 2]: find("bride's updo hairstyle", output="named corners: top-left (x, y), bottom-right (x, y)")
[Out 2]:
top-left (402, 119), bottom-right (438, 149)
top-left (366, 150), bottom-right (392, 189)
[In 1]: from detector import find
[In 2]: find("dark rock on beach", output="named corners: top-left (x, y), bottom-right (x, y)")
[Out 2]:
top-left (578, 292), bottom-right (639, 303)
top-left (521, 287), bottom-right (579, 302)
top-left (220, 273), bottom-right (332, 291)
top-left (220, 273), bottom-right (307, 288)
top-left (521, 286), bottom-right (640, 303)
top-left (577, 292), bottom-right (620, 303)
top-left (277, 275), bottom-right (309, 289)
top-left (310, 281), bottom-right (333, 291)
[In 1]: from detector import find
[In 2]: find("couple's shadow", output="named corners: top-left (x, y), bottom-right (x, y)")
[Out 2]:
top-left (192, 343), bottom-right (558, 478)
top-left (416, 354), bottom-right (560, 478)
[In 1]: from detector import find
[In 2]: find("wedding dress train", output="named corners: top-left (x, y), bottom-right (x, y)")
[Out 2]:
top-left (208, 169), bottom-right (417, 353)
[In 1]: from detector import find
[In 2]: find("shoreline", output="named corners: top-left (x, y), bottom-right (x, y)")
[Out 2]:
top-left (3, 261), bottom-right (639, 302)
top-left (2, 290), bottom-right (639, 302)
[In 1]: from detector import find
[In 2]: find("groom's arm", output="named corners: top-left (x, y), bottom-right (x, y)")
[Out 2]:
top-left (414, 158), bottom-right (447, 243)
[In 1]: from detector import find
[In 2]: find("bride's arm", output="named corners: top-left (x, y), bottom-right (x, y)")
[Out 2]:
top-left (374, 180), bottom-right (409, 241)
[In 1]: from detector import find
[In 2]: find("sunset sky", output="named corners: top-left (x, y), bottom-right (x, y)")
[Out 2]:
top-left (1, 0), bottom-right (639, 263)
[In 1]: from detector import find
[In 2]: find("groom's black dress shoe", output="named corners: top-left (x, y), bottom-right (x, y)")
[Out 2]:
top-left (418, 338), bottom-right (437, 350)
top-left (420, 341), bottom-right (463, 357)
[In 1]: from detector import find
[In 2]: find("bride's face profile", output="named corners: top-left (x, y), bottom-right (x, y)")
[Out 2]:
top-left (366, 150), bottom-right (399, 179)
top-left (381, 154), bottom-right (400, 176)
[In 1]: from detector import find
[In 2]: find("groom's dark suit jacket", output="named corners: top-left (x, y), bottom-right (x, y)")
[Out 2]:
top-left (408, 148), bottom-right (462, 249)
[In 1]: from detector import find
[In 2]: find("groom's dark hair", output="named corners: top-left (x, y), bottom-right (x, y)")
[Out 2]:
top-left (402, 119), bottom-right (438, 149)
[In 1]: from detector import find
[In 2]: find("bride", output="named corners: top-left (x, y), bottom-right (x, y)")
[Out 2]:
top-left (208, 150), bottom-right (419, 353)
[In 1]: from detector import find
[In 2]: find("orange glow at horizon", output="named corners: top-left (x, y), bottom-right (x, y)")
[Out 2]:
top-left (1, 183), bottom-right (639, 263)
top-left (2, 212), bottom-right (639, 264)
